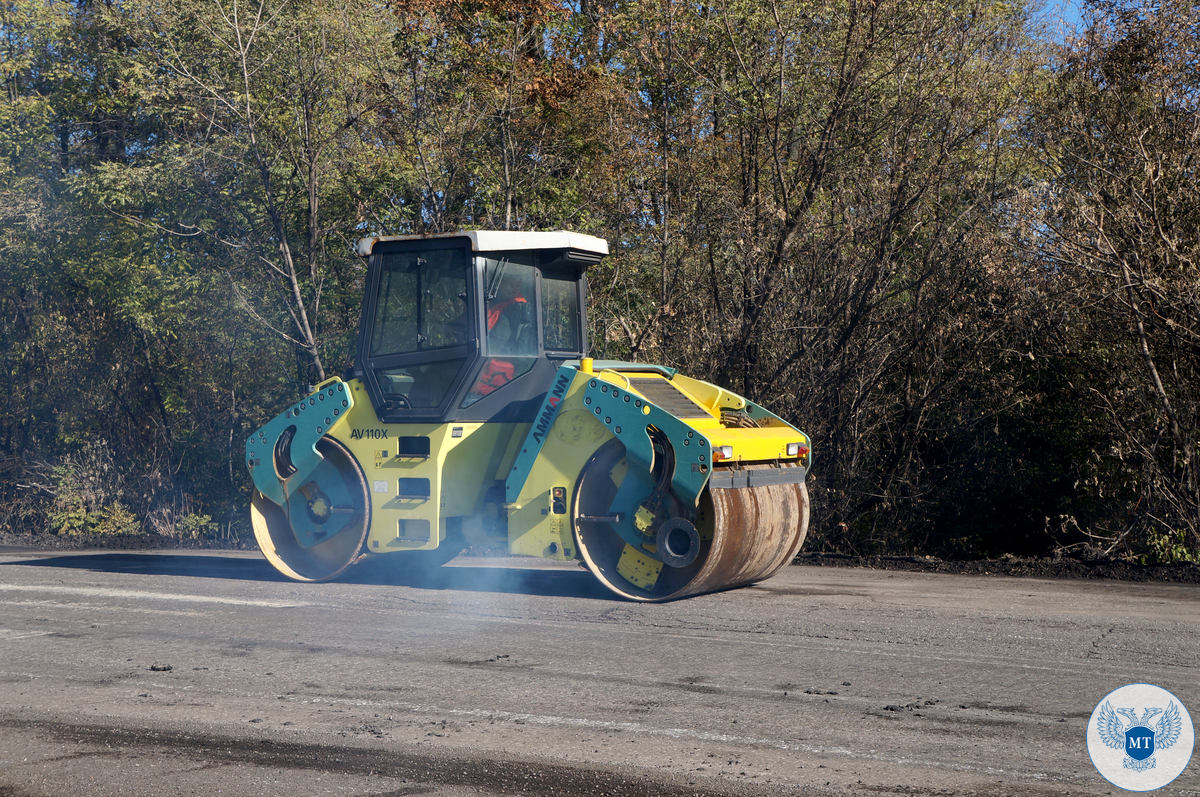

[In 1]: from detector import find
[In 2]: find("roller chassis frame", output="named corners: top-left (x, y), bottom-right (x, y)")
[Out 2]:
top-left (246, 229), bottom-right (812, 600)
top-left (247, 361), bottom-right (810, 600)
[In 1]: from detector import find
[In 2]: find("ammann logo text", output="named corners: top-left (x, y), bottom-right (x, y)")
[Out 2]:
top-left (532, 373), bottom-right (572, 443)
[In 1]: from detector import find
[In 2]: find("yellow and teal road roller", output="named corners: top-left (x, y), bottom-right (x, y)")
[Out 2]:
top-left (246, 231), bottom-right (811, 601)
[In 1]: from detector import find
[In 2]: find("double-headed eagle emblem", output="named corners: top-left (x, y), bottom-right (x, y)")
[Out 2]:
top-left (1096, 700), bottom-right (1184, 772)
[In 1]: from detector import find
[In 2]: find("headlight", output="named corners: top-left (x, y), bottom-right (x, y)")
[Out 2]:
top-left (786, 442), bottom-right (810, 458)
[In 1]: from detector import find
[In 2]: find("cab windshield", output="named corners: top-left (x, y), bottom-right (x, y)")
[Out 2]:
top-left (369, 248), bottom-right (471, 356)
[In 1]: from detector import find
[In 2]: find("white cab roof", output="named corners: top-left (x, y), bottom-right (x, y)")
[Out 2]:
top-left (354, 230), bottom-right (609, 258)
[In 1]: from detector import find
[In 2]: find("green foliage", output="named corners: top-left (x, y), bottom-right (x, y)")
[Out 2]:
top-left (45, 447), bottom-right (140, 536)
top-left (0, 0), bottom-right (1196, 564)
top-left (172, 513), bottom-right (219, 540)
top-left (50, 492), bottom-right (140, 537)
top-left (1144, 530), bottom-right (1200, 566)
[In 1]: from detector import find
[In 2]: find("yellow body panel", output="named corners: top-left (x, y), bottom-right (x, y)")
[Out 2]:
top-left (617, 545), bottom-right (664, 588)
top-left (301, 367), bottom-right (805, 563)
top-left (591, 370), bottom-right (810, 464)
top-left (325, 380), bottom-right (521, 552)
top-left (504, 371), bottom-right (611, 559)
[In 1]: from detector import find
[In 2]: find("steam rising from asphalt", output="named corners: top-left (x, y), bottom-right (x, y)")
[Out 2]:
top-left (349, 551), bottom-right (612, 602)
top-left (343, 509), bottom-right (615, 602)
top-left (2, 547), bottom-right (614, 602)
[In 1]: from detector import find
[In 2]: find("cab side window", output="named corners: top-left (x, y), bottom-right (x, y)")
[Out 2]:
top-left (541, 275), bottom-right (581, 353)
top-left (484, 260), bottom-right (538, 356)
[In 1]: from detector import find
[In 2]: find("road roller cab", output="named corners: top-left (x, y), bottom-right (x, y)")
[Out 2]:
top-left (246, 230), bottom-right (812, 601)
top-left (353, 231), bottom-right (599, 424)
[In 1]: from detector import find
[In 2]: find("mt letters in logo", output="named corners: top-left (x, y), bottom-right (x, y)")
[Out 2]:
top-left (1087, 683), bottom-right (1195, 791)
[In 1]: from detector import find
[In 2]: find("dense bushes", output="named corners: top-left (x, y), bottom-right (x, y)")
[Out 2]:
top-left (1, 0), bottom-right (1196, 560)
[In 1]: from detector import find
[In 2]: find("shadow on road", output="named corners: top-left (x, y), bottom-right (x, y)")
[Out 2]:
top-left (0, 552), bottom-right (615, 600)
top-left (1, 552), bottom-right (285, 581)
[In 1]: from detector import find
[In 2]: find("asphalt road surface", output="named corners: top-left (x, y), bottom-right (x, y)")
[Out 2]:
top-left (0, 549), bottom-right (1197, 796)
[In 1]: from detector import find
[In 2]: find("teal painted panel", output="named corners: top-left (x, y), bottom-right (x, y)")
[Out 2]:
top-left (244, 381), bottom-right (356, 547)
top-left (579, 377), bottom-right (713, 507)
top-left (504, 365), bottom-right (578, 504)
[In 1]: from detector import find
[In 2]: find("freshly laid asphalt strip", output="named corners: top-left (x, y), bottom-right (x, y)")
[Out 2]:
top-left (0, 549), bottom-right (1196, 796)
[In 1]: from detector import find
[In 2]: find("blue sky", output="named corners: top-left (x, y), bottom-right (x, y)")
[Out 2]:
top-left (1039, 0), bottom-right (1090, 41)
